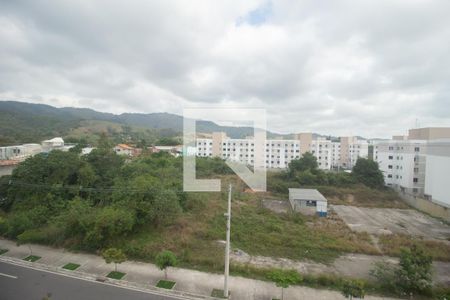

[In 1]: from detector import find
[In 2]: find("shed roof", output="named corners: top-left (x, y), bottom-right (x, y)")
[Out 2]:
top-left (289, 188), bottom-right (327, 202)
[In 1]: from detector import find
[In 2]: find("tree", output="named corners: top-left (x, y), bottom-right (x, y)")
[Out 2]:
top-left (396, 245), bottom-right (433, 295)
top-left (267, 269), bottom-right (302, 300)
top-left (342, 279), bottom-right (365, 299)
top-left (84, 207), bottom-right (136, 249)
top-left (102, 248), bottom-right (127, 272)
top-left (352, 158), bottom-right (384, 189)
top-left (288, 152), bottom-right (318, 176)
top-left (155, 250), bottom-right (177, 279)
top-left (370, 245), bottom-right (433, 296)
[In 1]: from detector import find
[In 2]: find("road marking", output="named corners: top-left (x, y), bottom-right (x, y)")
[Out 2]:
top-left (0, 272), bottom-right (17, 279)
top-left (0, 259), bottom-right (194, 299)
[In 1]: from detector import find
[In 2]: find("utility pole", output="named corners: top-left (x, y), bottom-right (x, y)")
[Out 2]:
top-left (224, 184), bottom-right (232, 298)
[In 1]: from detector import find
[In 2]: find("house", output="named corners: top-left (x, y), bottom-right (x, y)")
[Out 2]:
top-left (149, 145), bottom-right (182, 157)
top-left (114, 144), bottom-right (135, 156)
top-left (42, 137), bottom-right (65, 151)
top-left (0, 143), bottom-right (42, 161)
top-left (288, 188), bottom-right (328, 217)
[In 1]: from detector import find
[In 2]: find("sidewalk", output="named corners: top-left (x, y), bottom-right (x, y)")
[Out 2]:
top-left (0, 239), bottom-right (397, 300)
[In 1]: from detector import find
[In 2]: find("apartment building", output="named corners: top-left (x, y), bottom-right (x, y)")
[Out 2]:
top-left (195, 132), bottom-right (368, 170)
top-left (374, 127), bottom-right (450, 207)
top-left (0, 143), bottom-right (42, 161)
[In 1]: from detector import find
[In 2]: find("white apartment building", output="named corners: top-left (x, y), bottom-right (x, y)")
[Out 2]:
top-left (195, 132), bottom-right (368, 170)
top-left (374, 127), bottom-right (450, 207)
top-left (0, 143), bottom-right (42, 161)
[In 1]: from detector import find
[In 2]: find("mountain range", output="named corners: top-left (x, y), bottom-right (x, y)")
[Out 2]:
top-left (0, 101), bottom-right (301, 146)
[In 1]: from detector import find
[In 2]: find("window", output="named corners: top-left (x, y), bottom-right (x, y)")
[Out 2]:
top-left (388, 156), bottom-right (393, 160)
top-left (414, 147), bottom-right (420, 152)
top-left (387, 174), bottom-right (393, 178)
top-left (413, 178), bottom-right (418, 183)
top-left (305, 200), bottom-right (317, 207)
top-left (388, 165), bottom-right (393, 169)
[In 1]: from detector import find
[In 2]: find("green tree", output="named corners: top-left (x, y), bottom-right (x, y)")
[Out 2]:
top-left (352, 158), bottom-right (384, 189)
top-left (370, 245), bottom-right (433, 296)
top-left (84, 207), bottom-right (136, 249)
top-left (288, 152), bottom-right (318, 176)
top-left (396, 245), bottom-right (433, 295)
top-left (102, 248), bottom-right (127, 272)
top-left (155, 250), bottom-right (177, 279)
top-left (342, 279), bottom-right (365, 299)
top-left (267, 269), bottom-right (302, 300)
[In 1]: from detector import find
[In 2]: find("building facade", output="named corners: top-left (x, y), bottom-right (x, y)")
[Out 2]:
top-left (374, 127), bottom-right (450, 207)
top-left (195, 132), bottom-right (368, 170)
top-left (0, 143), bottom-right (42, 161)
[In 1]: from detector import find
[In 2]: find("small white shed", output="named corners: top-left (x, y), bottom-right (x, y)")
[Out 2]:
top-left (288, 188), bottom-right (328, 217)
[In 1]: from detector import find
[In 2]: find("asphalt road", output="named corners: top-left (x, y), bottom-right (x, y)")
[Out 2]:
top-left (0, 261), bottom-right (186, 300)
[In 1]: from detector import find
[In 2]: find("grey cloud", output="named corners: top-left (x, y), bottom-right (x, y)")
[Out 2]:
top-left (1, 0), bottom-right (450, 138)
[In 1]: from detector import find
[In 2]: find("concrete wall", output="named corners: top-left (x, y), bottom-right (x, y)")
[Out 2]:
top-left (424, 146), bottom-right (450, 207)
top-left (399, 191), bottom-right (450, 222)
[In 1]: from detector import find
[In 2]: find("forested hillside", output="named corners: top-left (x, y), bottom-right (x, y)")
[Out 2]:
top-left (0, 101), bottom-right (288, 146)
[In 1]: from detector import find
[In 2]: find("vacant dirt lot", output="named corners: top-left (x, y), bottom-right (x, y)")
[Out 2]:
top-left (231, 250), bottom-right (450, 286)
top-left (262, 199), bottom-right (290, 213)
top-left (332, 205), bottom-right (450, 240)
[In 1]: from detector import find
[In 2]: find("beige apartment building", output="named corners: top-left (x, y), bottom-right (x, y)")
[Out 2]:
top-left (196, 132), bottom-right (368, 170)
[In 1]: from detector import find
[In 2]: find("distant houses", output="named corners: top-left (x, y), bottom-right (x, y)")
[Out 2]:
top-left (113, 144), bottom-right (136, 157)
top-left (148, 145), bottom-right (182, 157)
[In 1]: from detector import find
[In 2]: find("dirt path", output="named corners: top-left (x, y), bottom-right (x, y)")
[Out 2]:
top-left (231, 250), bottom-right (450, 286)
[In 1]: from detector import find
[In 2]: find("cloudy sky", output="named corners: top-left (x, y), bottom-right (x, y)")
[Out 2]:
top-left (1, 0), bottom-right (449, 138)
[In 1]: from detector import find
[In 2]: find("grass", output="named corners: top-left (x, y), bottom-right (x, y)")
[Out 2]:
top-left (316, 185), bottom-right (409, 209)
top-left (156, 279), bottom-right (176, 289)
top-left (23, 255), bottom-right (41, 262)
top-left (106, 271), bottom-right (126, 280)
top-left (0, 248), bottom-right (8, 255)
top-left (118, 178), bottom-right (381, 272)
top-left (211, 288), bottom-right (228, 298)
top-left (62, 263), bottom-right (80, 270)
top-left (378, 234), bottom-right (450, 261)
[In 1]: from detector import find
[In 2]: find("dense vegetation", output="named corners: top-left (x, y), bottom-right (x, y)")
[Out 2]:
top-left (0, 148), bottom-right (382, 264)
top-left (0, 147), bottom-right (186, 250)
top-left (268, 152), bottom-right (387, 198)
top-left (0, 101), bottom-right (287, 146)
top-left (1, 146), bottom-right (449, 298)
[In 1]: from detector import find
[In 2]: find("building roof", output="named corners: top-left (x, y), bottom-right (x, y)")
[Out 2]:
top-left (115, 144), bottom-right (134, 150)
top-left (289, 188), bottom-right (327, 202)
top-left (43, 137), bottom-right (64, 144)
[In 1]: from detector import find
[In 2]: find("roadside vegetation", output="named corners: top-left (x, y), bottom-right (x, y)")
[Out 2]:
top-left (0, 143), bottom-right (448, 298)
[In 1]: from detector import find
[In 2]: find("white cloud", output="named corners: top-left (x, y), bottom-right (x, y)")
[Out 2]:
top-left (1, 0), bottom-right (450, 138)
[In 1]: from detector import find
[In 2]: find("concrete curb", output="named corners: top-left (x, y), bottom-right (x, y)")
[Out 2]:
top-left (0, 256), bottom-right (224, 300)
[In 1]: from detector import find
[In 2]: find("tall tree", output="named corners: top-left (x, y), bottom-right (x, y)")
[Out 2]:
top-left (352, 158), bottom-right (384, 189)
top-left (288, 152), bottom-right (318, 176)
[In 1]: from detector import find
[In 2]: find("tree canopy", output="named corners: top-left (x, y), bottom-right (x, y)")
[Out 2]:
top-left (102, 248), bottom-right (127, 272)
top-left (156, 250), bottom-right (177, 279)
top-left (352, 158), bottom-right (384, 189)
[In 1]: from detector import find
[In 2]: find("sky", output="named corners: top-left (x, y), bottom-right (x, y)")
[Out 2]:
top-left (0, 0), bottom-right (449, 138)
